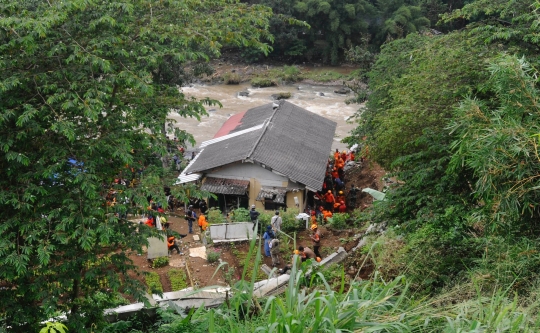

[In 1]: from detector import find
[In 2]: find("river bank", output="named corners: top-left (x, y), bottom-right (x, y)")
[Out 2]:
top-left (192, 58), bottom-right (363, 88)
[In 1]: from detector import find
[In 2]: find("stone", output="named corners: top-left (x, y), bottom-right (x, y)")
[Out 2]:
top-left (147, 236), bottom-right (168, 260)
top-left (189, 246), bottom-right (207, 260)
top-left (238, 91), bottom-right (249, 97)
top-left (318, 92), bottom-right (325, 96)
top-left (334, 87), bottom-right (349, 94)
top-left (192, 235), bottom-right (200, 241)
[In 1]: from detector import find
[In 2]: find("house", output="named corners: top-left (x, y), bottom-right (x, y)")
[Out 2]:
top-left (178, 100), bottom-right (337, 213)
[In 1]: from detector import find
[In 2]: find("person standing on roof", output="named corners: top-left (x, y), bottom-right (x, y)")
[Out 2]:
top-left (271, 210), bottom-right (282, 234)
top-left (185, 205), bottom-right (196, 234)
top-left (250, 204), bottom-right (260, 232)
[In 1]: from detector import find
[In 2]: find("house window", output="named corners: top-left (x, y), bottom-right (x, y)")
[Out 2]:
top-left (263, 194), bottom-right (287, 211)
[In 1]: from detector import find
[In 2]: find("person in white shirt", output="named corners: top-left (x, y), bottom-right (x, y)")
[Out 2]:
top-left (271, 210), bottom-right (282, 233)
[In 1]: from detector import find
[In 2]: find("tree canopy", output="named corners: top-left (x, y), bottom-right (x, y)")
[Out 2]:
top-left (0, 0), bottom-right (271, 329)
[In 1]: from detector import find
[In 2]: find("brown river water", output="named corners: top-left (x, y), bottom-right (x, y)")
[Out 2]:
top-left (170, 82), bottom-right (362, 151)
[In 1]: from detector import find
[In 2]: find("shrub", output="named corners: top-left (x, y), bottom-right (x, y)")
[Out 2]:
top-left (280, 208), bottom-right (303, 233)
top-left (271, 92), bottom-right (291, 100)
top-left (207, 249), bottom-right (221, 264)
top-left (223, 72), bottom-right (241, 84)
top-left (251, 77), bottom-right (276, 87)
top-left (328, 213), bottom-right (350, 230)
top-left (207, 207), bottom-right (224, 224)
top-left (167, 269), bottom-right (189, 291)
top-left (255, 211), bottom-right (272, 235)
top-left (145, 272), bottom-right (163, 294)
top-left (304, 70), bottom-right (344, 82)
top-left (231, 207), bottom-right (250, 222)
top-left (152, 256), bottom-right (169, 268)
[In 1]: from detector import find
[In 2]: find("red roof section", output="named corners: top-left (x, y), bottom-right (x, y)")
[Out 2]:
top-left (213, 111), bottom-right (247, 138)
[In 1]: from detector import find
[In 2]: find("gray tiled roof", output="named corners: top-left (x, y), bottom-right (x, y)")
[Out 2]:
top-left (200, 177), bottom-right (250, 195)
top-left (185, 128), bottom-right (262, 174)
top-left (184, 101), bottom-right (337, 191)
top-left (251, 101), bottom-right (336, 191)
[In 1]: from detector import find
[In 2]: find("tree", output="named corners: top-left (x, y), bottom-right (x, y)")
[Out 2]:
top-left (293, 0), bottom-right (377, 64)
top-left (0, 0), bottom-right (271, 330)
top-left (449, 55), bottom-right (540, 234)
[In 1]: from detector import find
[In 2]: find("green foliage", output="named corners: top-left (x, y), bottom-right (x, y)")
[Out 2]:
top-left (275, 65), bottom-right (302, 82)
top-left (222, 73), bottom-right (241, 84)
top-left (145, 272), bottom-right (163, 294)
top-left (0, 0), bottom-right (272, 329)
top-left (251, 77), bottom-right (277, 87)
top-left (40, 322), bottom-right (68, 333)
top-left (231, 207), bottom-right (250, 222)
top-left (167, 269), bottom-right (188, 291)
top-left (303, 70), bottom-right (344, 82)
top-left (152, 257), bottom-right (170, 269)
top-left (207, 207), bottom-right (225, 224)
top-left (207, 250), bottom-right (221, 264)
top-left (327, 212), bottom-right (350, 229)
top-left (449, 55), bottom-right (540, 233)
top-left (279, 208), bottom-right (303, 233)
top-left (350, 32), bottom-right (496, 168)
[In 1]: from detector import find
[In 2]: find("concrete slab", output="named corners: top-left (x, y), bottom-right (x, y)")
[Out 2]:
top-left (253, 274), bottom-right (290, 297)
top-left (189, 246), bottom-right (207, 260)
top-left (209, 222), bottom-right (254, 242)
top-left (192, 235), bottom-right (200, 241)
top-left (320, 247), bottom-right (348, 267)
top-left (147, 236), bottom-right (168, 259)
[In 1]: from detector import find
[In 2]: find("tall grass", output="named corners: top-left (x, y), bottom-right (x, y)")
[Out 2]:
top-left (193, 239), bottom-right (539, 333)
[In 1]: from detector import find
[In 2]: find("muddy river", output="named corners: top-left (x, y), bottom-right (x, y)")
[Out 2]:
top-left (170, 82), bottom-right (361, 151)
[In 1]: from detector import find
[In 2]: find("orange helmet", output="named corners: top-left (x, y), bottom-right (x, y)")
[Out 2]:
top-left (311, 224), bottom-right (318, 230)
top-left (339, 191), bottom-right (343, 195)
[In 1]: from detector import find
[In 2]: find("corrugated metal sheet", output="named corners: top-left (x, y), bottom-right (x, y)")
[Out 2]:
top-left (200, 177), bottom-right (249, 195)
top-left (256, 187), bottom-right (287, 203)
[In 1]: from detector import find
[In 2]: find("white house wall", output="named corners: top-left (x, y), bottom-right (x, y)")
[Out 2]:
top-left (207, 162), bottom-right (287, 187)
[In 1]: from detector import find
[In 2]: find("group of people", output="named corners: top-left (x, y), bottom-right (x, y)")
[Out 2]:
top-left (143, 201), bottom-right (169, 230)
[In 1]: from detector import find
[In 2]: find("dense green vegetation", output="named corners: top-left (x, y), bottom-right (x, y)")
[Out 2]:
top-left (241, 0), bottom-right (467, 64)
top-left (0, 0), bottom-right (271, 330)
top-left (4, 0), bottom-right (540, 331)
top-left (342, 0), bottom-right (540, 326)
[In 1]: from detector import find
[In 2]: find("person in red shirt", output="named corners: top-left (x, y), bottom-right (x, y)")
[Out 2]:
top-left (338, 200), bottom-right (347, 213)
top-left (324, 190), bottom-right (335, 212)
top-left (144, 216), bottom-right (154, 227)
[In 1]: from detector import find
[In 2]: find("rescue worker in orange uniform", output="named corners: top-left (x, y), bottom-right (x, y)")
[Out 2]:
top-left (322, 209), bottom-right (333, 223)
top-left (198, 213), bottom-right (209, 232)
top-left (324, 190), bottom-right (335, 212)
top-left (337, 190), bottom-right (345, 203)
top-left (331, 168), bottom-right (339, 180)
top-left (168, 236), bottom-right (181, 255)
top-left (334, 148), bottom-right (340, 161)
top-left (338, 200), bottom-right (347, 213)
